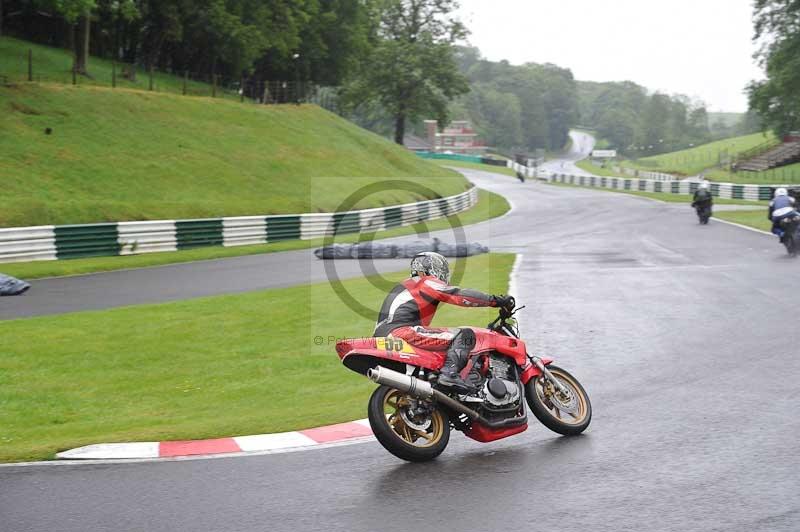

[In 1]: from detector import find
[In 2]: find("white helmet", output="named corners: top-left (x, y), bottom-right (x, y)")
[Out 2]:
top-left (410, 252), bottom-right (450, 283)
top-left (699, 182), bottom-right (709, 189)
top-left (776, 188), bottom-right (788, 197)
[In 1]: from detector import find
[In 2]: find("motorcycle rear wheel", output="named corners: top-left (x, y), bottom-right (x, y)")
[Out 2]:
top-left (368, 385), bottom-right (450, 462)
top-left (526, 365), bottom-right (591, 436)
top-left (785, 234), bottom-right (797, 257)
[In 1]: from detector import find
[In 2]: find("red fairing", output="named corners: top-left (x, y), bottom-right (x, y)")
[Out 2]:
top-left (520, 356), bottom-right (553, 384)
top-left (469, 327), bottom-right (528, 364)
top-left (464, 422), bottom-right (528, 443)
top-left (336, 334), bottom-right (553, 382)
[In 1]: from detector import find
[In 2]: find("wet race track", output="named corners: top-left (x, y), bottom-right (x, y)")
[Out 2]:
top-left (2, 135), bottom-right (800, 531)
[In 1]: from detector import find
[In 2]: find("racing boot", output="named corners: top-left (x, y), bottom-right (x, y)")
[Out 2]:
top-left (437, 329), bottom-right (476, 394)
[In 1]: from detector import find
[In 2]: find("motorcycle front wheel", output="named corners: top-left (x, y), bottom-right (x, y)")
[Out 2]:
top-left (526, 365), bottom-right (591, 436)
top-left (368, 385), bottom-right (450, 462)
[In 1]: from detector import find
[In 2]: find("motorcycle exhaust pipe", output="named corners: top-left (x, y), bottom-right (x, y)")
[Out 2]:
top-left (367, 366), bottom-right (434, 400)
top-left (367, 366), bottom-right (480, 421)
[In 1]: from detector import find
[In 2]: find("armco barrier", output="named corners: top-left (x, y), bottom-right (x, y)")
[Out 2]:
top-left (0, 188), bottom-right (478, 264)
top-left (547, 173), bottom-right (775, 201)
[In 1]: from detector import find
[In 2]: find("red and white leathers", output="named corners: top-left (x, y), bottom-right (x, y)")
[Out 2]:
top-left (373, 275), bottom-right (498, 350)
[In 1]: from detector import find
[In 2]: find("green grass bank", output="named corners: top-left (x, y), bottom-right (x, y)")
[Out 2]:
top-left (620, 132), bottom-right (775, 176)
top-left (0, 252), bottom-right (514, 463)
top-left (0, 82), bottom-right (463, 228)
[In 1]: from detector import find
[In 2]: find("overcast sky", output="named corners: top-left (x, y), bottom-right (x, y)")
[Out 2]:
top-left (456, 0), bottom-right (763, 112)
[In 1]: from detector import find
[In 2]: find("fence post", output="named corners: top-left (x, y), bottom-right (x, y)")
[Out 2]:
top-left (212, 74), bottom-right (217, 98)
top-left (183, 71), bottom-right (188, 95)
top-left (27, 49), bottom-right (33, 82)
top-left (240, 76), bottom-right (245, 102)
top-left (148, 66), bottom-right (154, 91)
top-left (111, 61), bottom-right (116, 88)
top-left (72, 63), bottom-right (77, 85)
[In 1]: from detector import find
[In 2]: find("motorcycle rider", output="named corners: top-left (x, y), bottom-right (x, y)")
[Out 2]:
top-left (373, 252), bottom-right (514, 394)
top-left (691, 181), bottom-right (713, 221)
top-left (768, 187), bottom-right (797, 235)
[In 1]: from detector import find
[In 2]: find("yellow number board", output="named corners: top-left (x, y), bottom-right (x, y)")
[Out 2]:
top-left (376, 337), bottom-right (416, 354)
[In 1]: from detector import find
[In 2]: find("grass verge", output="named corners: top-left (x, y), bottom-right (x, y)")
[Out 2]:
top-left (0, 189), bottom-right (510, 280)
top-left (705, 162), bottom-right (800, 184)
top-left (575, 160), bottom-right (620, 177)
top-left (713, 211), bottom-right (771, 232)
top-left (545, 181), bottom-right (767, 206)
top-left (0, 252), bottom-right (515, 463)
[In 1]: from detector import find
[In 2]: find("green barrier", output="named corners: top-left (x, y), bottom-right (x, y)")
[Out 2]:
top-left (416, 152), bottom-right (484, 164)
top-left (332, 212), bottom-right (361, 235)
top-left (266, 216), bottom-right (301, 242)
top-left (416, 202), bottom-right (430, 223)
top-left (383, 207), bottom-right (403, 229)
top-left (55, 224), bottom-right (121, 259)
top-left (176, 219), bottom-right (224, 249)
top-left (436, 198), bottom-right (450, 217)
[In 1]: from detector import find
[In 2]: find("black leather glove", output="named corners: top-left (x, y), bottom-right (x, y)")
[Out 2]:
top-left (493, 295), bottom-right (515, 311)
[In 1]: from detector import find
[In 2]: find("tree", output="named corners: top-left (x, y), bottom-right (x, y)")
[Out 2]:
top-left (343, 0), bottom-right (469, 145)
top-left (34, 0), bottom-right (94, 74)
top-left (33, 0), bottom-right (137, 75)
top-left (637, 93), bottom-right (671, 154)
top-left (747, 0), bottom-right (800, 136)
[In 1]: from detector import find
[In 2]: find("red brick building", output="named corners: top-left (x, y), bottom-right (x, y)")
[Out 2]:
top-left (424, 120), bottom-right (487, 154)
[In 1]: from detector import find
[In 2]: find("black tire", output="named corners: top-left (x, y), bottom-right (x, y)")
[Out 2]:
top-left (786, 235), bottom-right (797, 257)
top-left (367, 385), bottom-right (450, 462)
top-left (525, 365), bottom-right (591, 436)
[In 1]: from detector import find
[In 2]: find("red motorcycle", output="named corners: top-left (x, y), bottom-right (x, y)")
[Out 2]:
top-left (335, 301), bottom-right (592, 462)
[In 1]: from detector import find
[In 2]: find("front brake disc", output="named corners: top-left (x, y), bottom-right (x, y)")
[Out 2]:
top-left (543, 378), bottom-right (579, 415)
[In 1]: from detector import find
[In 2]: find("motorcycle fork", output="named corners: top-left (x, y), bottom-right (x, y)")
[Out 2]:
top-left (530, 355), bottom-right (569, 395)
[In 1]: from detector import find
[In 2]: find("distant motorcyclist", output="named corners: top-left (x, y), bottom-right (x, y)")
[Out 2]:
top-left (691, 182), bottom-right (713, 224)
top-left (768, 188), bottom-right (797, 235)
top-left (373, 252), bottom-right (514, 393)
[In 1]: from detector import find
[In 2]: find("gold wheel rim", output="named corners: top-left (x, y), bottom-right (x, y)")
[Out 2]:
top-left (535, 369), bottom-right (588, 425)
top-left (383, 389), bottom-right (444, 448)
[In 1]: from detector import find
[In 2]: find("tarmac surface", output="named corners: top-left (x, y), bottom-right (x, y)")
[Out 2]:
top-left (2, 133), bottom-right (799, 531)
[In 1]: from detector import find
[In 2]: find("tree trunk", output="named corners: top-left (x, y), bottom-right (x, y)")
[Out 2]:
top-left (394, 112), bottom-right (406, 145)
top-left (0, 0), bottom-right (4, 37)
top-left (73, 10), bottom-right (91, 75)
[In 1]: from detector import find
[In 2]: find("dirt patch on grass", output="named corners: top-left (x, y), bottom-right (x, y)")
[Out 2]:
top-left (9, 101), bottom-right (41, 115)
